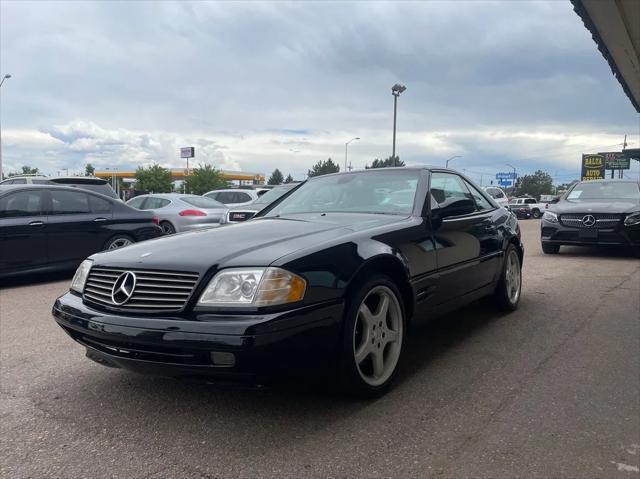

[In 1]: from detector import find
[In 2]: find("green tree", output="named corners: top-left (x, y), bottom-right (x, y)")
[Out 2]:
top-left (307, 158), bottom-right (340, 177)
top-left (514, 170), bottom-right (554, 199)
top-left (284, 174), bottom-right (294, 183)
top-left (134, 164), bottom-right (173, 193)
top-left (9, 165), bottom-right (39, 176)
top-left (366, 156), bottom-right (405, 168)
top-left (85, 163), bottom-right (95, 176)
top-left (268, 168), bottom-right (284, 185)
top-left (183, 163), bottom-right (227, 195)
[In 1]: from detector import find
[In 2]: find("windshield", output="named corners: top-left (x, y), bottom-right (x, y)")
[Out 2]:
top-left (252, 185), bottom-right (295, 205)
top-left (181, 196), bottom-right (225, 208)
top-left (566, 182), bottom-right (640, 201)
top-left (266, 171), bottom-right (419, 216)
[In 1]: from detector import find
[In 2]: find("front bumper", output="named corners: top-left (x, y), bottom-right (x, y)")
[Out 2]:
top-left (541, 219), bottom-right (640, 247)
top-left (52, 292), bottom-right (344, 382)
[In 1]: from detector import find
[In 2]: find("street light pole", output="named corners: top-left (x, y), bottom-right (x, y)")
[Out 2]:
top-left (446, 155), bottom-right (461, 168)
top-left (391, 84), bottom-right (406, 166)
top-left (0, 74), bottom-right (12, 180)
top-left (344, 137), bottom-right (360, 171)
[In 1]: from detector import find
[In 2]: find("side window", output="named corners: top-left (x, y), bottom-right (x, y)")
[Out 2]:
top-left (216, 192), bottom-right (234, 204)
top-left (234, 192), bottom-right (252, 203)
top-left (89, 195), bottom-right (112, 214)
top-left (207, 192), bottom-right (220, 201)
top-left (127, 197), bottom-right (146, 209)
top-left (51, 190), bottom-right (90, 214)
top-left (464, 180), bottom-right (494, 211)
top-left (11, 178), bottom-right (26, 184)
top-left (495, 190), bottom-right (505, 199)
top-left (525, 198), bottom-right (536, 204)
top-left (0, 191), bottom-right (43, 218)
top-left (430, 172), bottom-right (475, 211)
top-left (143, 197), bottom-right (170, 209)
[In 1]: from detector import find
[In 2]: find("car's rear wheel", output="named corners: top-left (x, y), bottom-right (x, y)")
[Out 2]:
top-left (339, 276), bottom-right (405, 398)
top-left (541, 242), bottom-right (560, 254)
top-left (104, 235), bottom-right (134, 251)
top-left (493, 244), bottom-right (522, 311)
top-left (532, 208), bottom-right (541, 219)
top-left (160, 221), bottom-right (176, 235)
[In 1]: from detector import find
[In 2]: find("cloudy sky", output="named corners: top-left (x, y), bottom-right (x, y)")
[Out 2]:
top-left (1, 0), bottom-right (639, 184)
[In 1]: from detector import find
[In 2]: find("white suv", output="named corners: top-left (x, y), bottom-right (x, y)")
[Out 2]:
top-left (484, 186), bottom-right (508, 208)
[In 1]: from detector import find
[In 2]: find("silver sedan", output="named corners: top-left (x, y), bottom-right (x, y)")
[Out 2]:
top-left (126, 193), bottom-right (228, 234)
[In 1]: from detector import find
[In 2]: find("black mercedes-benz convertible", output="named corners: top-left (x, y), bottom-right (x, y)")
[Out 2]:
top-left (53, 168), bottom-right (524, 397)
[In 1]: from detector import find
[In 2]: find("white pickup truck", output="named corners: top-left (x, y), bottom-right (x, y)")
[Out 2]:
top-left (508, 197), bottom-right (546, 218)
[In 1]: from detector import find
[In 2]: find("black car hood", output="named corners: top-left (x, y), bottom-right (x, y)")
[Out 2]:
top-left (90, 213), bottom-right (409, 274)
top-left (551, 199), bottom-right (639, 214)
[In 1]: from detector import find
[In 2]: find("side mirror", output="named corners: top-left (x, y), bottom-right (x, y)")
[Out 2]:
top-left (550, 196), bottom-right (560, 204)
top-left (436, 198), bottom-right (476, 219)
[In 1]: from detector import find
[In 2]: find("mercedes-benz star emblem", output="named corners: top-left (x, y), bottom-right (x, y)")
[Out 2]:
top-left (582, 214), bottom-right (596, 227)
top-left (111, 272), bottom-right (137, 305)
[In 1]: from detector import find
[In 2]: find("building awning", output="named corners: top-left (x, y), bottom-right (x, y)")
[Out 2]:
top-left (571, 0), bottom-right (640, 112)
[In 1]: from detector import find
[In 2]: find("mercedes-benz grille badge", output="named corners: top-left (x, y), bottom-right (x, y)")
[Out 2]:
top-left (582, 214), bottom-right (596, 227)
top-left (111, 271), bottom-right (137, 305)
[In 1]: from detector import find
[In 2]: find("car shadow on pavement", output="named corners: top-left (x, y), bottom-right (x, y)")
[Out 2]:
top-left (555, 245), bottom-right (639, 259)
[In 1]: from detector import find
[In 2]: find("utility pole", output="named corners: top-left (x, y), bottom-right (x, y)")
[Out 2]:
top-left (0, 74), bottom-right (12, 180)
top-left (344, 137), bottom-right (360, 171)
top-left (391, 84), bottom-right (406, 166)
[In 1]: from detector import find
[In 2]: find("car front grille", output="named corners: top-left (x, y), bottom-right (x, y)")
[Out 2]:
top-left (559, 213), bottom-right (622, 229)
top-left (83, 266), bottom-right (199, 312)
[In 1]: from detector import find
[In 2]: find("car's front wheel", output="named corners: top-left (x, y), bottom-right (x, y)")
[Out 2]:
top-left (532, 208), bottom-right (541, 219)
top-left (541, 242), bottom-right (560, 254)
top-left (339, 276), bottom-right (405, 398)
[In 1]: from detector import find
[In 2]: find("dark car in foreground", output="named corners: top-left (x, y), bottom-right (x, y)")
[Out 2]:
top-left (53, 168), bottom-right (523, 397)
top-left (226, 182), bottom-right (300, 223)
top-left (541, 179), bottom-right (640, 255)
top-left (0, 185), bottom-right (162, 278)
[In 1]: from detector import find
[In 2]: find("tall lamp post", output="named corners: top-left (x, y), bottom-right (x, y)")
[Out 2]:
top-left (446, 155), bottom-right (461, 168)
top-left (391, 83), bottom-right (406, 166)
top-left (344, 137), bottom-right (360, 171)
top-left (0, 74), bottom-right (12, 180)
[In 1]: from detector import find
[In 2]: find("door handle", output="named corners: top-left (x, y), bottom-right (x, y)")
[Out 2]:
top-left (94, 218), bottom-right (107, 222)
top-left (28, 221), bottom-right (44, 227)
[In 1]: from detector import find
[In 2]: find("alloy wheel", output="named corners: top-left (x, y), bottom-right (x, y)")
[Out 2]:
top-left (353, 285), bottom-right (403, 387)
top-left (504, 249), bottom-right (521, 304)
top-left (107, 238), bottom-right (133, 250)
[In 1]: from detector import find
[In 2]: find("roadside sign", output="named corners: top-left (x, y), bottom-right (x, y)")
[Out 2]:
top-left (180, 147), bottom-right (195, 159)
top-left (599, 151), bottom-right (630, 170)
top-left (496, 172), bottom-right (517, 180)
top-left (581, 154), bottom-right (605, 181)
top-left (498, 179), bottom-right (513, 187)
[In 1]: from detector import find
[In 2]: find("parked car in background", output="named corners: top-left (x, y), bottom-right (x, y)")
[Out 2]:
top-left (0, 185), bottom-right (161, 278)
top-left (53, 167), bottom-right (523, 398)
top-left (507, 201), bottom-right (532, 219)
top-left (204, 188), bottom-right (263, 207)
top-left (541, 179), bottom-right (640, 255)
top-left (126, 193), bottom-right (228, 235)
top-left (484, 186), bottom-right (509, 208)
top-left (509, 197), bottom-right (545, 218)
top-left (227, 183), bottom-right (300, 223)
top-left (0, 175), bottom-right (119, 199)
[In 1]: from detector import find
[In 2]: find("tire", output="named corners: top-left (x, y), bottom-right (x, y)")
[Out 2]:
top-left (541, 242), bottom-right (560, 254)
top-left (104, 235), bottom-right (134, 251)
top-left (532, 209), bottom-right (541, 219)
top-left (160, 221), bottom-right (176, 235)
top-left (338, 275), bottom-right (406, 398)
top-left (493, 244), bottom-right (522, 311)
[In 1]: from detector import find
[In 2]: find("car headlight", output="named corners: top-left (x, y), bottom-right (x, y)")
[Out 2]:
top-left (624, 212), bottom-right (640, 226)
top-left (70, 259), bottom-right (93, 293)
top-left (198, 267), bottom-right (306, 307)
top-left (542, 211), bottom-right (558, 223)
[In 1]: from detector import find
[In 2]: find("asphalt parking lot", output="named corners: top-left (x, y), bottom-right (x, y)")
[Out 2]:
top-left (1, 219), bottom-right (638, 478)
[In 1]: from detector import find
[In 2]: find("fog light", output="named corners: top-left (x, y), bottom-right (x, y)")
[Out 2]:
top-left (210, 351), bottom-right (236, 367)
